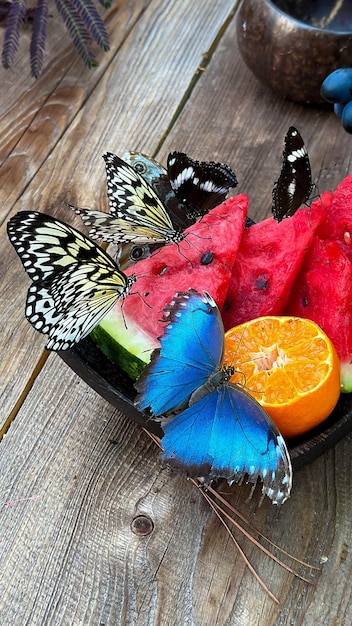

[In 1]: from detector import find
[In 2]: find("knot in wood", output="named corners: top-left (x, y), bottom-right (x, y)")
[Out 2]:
top-left (131, 515), bottom-right (154, 536)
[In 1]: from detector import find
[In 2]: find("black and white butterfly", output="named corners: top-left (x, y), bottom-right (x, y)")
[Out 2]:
top-left (70, 152), bottom-right (185, 248)
top-left (7, 211), bottom-right (135, 350)
top-left (123, 151), bottom-right (191, 230)
top-left (70, 151), bottom-right (237, 267)
top-left (272, 126), bottom-right (313, 222)
top-left (167, 152), bottom-right (238, 221)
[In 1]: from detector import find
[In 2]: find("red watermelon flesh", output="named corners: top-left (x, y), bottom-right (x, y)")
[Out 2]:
top-left (101, 194), bottom-right (248, 345)
top-left (285, 237), bottom-right (352, 392)
top-left (221, 193), bottom-right (332, 331)
top-left (317, 174), bottom-right (352, 261)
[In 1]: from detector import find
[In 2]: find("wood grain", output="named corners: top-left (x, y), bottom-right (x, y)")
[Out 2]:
top-left (0, 0), bottom-right (153, 220)
top-left (1, 354), bottom-right (352, 624)
top-left (156, 16), bottom-right (352, 221)
top-left (0, 0), bottom-right (236, 221)
top-left (1, 0), bottom-right (352, 623)
top-left (0, 0), bottom-right (236, 431)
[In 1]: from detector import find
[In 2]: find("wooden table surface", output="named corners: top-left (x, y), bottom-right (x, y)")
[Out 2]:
top-left (1, 1), bottom-right (352, 624)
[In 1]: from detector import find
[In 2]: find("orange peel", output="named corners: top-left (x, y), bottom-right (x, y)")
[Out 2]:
top-left (224, 316), bottom-right (341, 438)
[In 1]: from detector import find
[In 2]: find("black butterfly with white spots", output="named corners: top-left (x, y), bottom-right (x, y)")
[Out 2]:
top-left (272, 126), bottom-right (313, 222)
top-left (167, 152), bottom-right (238, 221)
top-left (7, 211), bottom-right (135, 350)
top-left (69, 151), bottom-right (238, 267)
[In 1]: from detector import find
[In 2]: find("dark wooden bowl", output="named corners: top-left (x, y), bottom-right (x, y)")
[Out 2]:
top-left (236, 0), bottom-right (352, 104)
top-left (59, 337), bottom-right (352, 472)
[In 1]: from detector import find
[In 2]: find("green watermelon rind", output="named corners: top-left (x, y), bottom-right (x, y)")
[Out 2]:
top-left (89, 195), bottom-right (248, 379)
top-left (90, 308), bottom-right (157, 380)
top-left (340, 363), bottom-right (352, 393)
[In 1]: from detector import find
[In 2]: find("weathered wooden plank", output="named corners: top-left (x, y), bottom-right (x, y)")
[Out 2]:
top-left (0, 0), bottom-right (236, 431)
top-left (0, 0), bottom-right (153, 220)
top-left (145, 17), bottom-right (352, 621)
top-left (0, 355), bottom-right (210, 624)
top-left (0, 0), bottom-right (236, 221)
top-left (2, 2), bottom-right (352, 622)
top-left (1, 354), bottom-right (351, 624)
top-left (156, 16), bottom-right (352, 221)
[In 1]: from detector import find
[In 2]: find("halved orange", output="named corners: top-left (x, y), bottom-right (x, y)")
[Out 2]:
top-left (224, 316), bottom-right (341, 438)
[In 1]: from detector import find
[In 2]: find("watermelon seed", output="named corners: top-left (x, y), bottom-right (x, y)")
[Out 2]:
top-left (256, 276), bottom-right (269, 291)
top-left (201, 251), bottom-right (214, 265)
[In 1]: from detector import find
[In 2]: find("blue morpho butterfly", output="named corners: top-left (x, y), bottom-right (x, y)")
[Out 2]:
top-left (135, 289), bottom-right (292, 505)
top-left (272, 126), bottom-right (313, 222)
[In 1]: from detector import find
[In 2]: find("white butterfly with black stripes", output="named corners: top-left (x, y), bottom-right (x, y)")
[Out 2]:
top-left (7, 211), bottom-right (135, 350)
top-left (70, 152), bottom-right (185, 247)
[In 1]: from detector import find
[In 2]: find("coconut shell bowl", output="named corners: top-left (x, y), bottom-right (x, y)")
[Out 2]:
top-left (236, 0), bottom-right (352, 104)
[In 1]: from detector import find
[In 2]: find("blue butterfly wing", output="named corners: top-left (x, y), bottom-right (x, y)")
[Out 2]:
top-left (161, 384), bottom-right (292, 504)
top-left (135, 290), bottom-right (224, 415)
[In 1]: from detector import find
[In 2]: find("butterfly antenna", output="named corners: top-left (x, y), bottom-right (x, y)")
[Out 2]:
top-left (119, 299), bottom-right (128, 330)
top-left (206, 484), bottom-right (318, 571)
top-left (204, 486), bottom-right (316, 584)
top-left (184, 231), bottom-right (212, 254)
top-left (143, 429), bottom-right (160, 446)
top-left (171, 241), bottom-right (194, 266)
top-left (185, 219), bottom-right (212, 240)
top-left (142, 428), bottom-right (316, 600)
top-left (128, 272), bottom-right (154, 310)
top-left (195, 481), bottom-right (280, 604)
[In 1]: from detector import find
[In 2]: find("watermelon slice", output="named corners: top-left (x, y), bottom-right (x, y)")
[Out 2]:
top-left (221, 193), bottom-right (332, 331)
top-left (286, 237), bottom-right (352, 392)
top-left (317, 174), bottom-right (352, 261)
top-left (91, 195), bottom-right (248, 376)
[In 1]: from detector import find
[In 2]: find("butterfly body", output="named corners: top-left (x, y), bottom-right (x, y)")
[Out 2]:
top-left (272, 126), bottom-right (313, 222)
top-left (71, 151), bottom-right (238, 268)
top-left (7, 211), bottom-right (134, 350)
top-left (135, 290), bottom-right (292, 504)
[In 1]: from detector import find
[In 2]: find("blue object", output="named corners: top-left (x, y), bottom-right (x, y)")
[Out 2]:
top-left (321, 69), bottom-right (352, 134)
top-left (135, 290), bottom-right (292, 504)
top-left (321, 68), bottom-right (352, 104)
top-left (334, 102), bottom-right (345, 118)
top-left (341, 100), bottom-right (352, 133)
